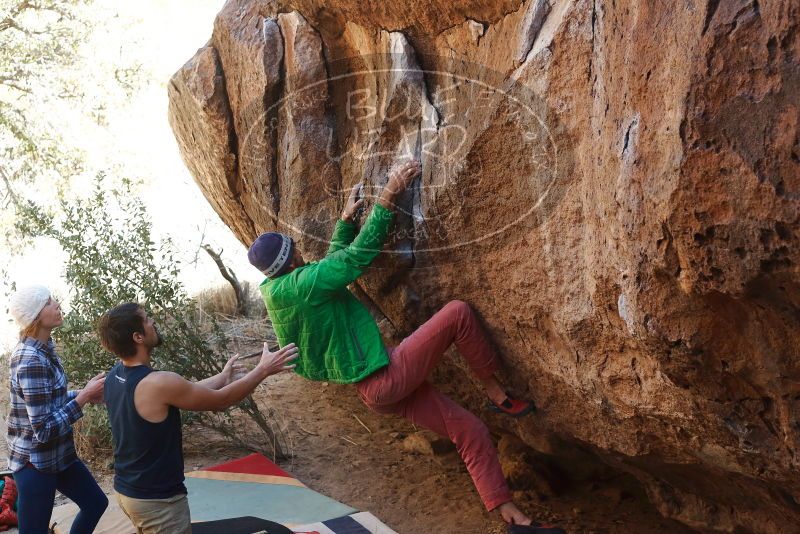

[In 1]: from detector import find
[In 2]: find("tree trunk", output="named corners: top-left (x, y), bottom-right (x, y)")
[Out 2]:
top-left (202, 244), bottom-right (246, 316)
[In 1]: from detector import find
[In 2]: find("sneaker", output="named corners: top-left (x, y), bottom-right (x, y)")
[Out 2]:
top-left (488, 392), bottom-right (535, 418)
top-left (508, 522), bottom-right (566, 534)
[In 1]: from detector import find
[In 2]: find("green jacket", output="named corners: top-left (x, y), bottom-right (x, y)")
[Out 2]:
top-left (258, 204), bottom-right (395, 383)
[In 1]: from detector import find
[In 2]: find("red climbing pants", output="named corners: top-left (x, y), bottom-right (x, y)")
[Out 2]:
top-left (355, 300), bottom-right (514, 511)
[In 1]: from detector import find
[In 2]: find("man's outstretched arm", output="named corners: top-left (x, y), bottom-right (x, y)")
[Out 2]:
top-left (151, 343), bottom-right (299, 412)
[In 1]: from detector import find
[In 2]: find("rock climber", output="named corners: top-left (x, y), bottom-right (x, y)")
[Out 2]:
top-left (247, 159), bottom-right (565, 534)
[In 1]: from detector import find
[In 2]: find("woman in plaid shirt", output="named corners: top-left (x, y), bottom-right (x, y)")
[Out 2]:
top-left (7, 286), bottom-right (108, 533)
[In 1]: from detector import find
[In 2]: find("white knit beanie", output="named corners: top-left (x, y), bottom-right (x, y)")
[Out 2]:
top-left (10, 285), bottom-right (51, 329)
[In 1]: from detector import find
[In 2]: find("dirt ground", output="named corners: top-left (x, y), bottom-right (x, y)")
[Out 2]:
top-left (0, 340), bottom-right (697, 534)
top-left (245, 371), bottom-right (696, 534)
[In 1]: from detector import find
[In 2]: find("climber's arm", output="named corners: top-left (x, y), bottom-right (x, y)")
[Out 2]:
top-left (302, 161), bottom-right (421, 295)
top-left (326, 185), bottom-right (363, 255)
top-left (299, 203), bottom-right (395, 294)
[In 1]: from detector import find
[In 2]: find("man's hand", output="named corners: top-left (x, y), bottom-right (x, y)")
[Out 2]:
top-left (256, 342), bottom-right (299, 377)
top-left (379, 160), bottom-right (421, 210)
top-left (341, 184), bottom-right (365, 223)
top-left (220, 354), bottom-right (247, 386)
top-left (76, 372), bottom-right (106, 407)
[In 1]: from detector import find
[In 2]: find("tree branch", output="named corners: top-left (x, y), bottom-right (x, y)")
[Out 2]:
top-left (201, 244), bottom-right (246, 316)
top-left (1, 0), bottom-right (73, 33)
top-left (0, 166), bottom-right (21, 208)
top-left (0, 1), bottom-right (32, 32)
top-left (0, 78), bottom-right (31, 93)
top-left (2, 0), bottom-right (32, 20)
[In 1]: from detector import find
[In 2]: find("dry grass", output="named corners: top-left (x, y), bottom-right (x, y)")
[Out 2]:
top-left (195, 283), bottom-right (240, 317)
top-left (193, 281), bottom-right (266, 319)
top-left (214, 314), bottom-right (276, 348)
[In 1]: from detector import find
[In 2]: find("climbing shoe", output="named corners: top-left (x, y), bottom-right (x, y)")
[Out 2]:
top-left (508, 522), bottom-right (566, 534)
top-left (488, 393), bottom-right (535, 418)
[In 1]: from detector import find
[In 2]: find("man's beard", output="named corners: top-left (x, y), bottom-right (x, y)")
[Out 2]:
top-left (153, 325), bottom-right (164, 347)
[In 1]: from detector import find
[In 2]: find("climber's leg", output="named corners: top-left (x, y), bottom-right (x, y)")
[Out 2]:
top-left (390, 380), bottom-right (514, 512)
top-left (357, 299), bottom-right (520, 407)
top-left (355, 301), bottom-right (551, 527)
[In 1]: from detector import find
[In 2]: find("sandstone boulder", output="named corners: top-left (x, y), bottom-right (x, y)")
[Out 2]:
top-left (168, 1), bottom-right (800, 531)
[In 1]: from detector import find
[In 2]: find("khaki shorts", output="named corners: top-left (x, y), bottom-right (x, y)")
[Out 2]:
top-left (116, 491), bottom-right (192, 534)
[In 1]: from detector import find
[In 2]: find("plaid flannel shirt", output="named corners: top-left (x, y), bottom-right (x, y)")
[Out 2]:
top-left (6, 337), bottom-right (83, 473)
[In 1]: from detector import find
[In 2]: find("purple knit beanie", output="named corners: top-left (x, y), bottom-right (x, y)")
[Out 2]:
top-left (248, 232), bottom-right (295, 278)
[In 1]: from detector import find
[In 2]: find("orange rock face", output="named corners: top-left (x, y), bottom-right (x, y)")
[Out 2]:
top-left (168, 1), bottom-right (800, 531)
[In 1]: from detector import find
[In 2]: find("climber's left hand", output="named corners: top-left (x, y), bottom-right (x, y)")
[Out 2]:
top-left (341, 183), bottom-right (365, 223)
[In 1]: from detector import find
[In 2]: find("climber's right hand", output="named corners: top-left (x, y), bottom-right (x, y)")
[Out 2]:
top-left (379, 160), bottom-right (421, 210)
